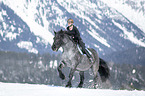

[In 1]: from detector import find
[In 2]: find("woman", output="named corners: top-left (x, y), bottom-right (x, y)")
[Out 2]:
top-left (65, 18), bottom-right (93, 63)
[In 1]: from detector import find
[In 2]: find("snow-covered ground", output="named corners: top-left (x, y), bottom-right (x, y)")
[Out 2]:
top-left (0, 83), bottom-right (145, 96)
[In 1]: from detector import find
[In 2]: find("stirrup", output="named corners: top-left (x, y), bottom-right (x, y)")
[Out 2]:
top-left (89, 57), bottom-right (94, 63)
top-left (77, 45), bottom-right (83, 55)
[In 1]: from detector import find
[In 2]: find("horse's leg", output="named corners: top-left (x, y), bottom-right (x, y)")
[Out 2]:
top-left (77, 71), bottom-right (84, 88)
top-left (66, 63), bottom-right (79, 87)
top-left (93, 73), bottom-right (98, 89)
top-left (57, 61), bottom-right (66, 80)
top-left (92, 65), bottom-right (99, 89)
top-left (66, 68), bottom-right (73, 87)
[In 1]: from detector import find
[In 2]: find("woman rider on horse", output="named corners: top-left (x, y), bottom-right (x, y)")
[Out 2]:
top-left (65, 18), bottom-right (93, 63)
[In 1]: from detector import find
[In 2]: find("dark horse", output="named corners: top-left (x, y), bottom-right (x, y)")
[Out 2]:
top-left (51, 29), bottom-right (110, 88)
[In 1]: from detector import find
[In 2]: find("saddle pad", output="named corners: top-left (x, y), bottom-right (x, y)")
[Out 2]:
top-left (77, 45), bottom-right (92, 56)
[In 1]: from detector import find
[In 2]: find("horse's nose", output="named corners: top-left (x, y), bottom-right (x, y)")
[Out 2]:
top-left (51, 44), bottom-right (56, 51)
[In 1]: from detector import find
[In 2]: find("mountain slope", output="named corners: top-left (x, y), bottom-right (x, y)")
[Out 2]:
top-left (101, 0), bottom-right (145, 33)
top-left (1, 0), bottom-right (145, 58)
top-left (104, 47), bottom-right (145, 65)
top-left (0, 1), bottom-right (53, 54)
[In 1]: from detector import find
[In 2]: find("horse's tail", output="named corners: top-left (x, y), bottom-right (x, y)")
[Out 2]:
top-left (98, 58), bottom-right (110, 82)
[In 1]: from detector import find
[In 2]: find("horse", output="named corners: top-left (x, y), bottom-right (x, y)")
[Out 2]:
top-left (51, 29), bottom-right (110, 88)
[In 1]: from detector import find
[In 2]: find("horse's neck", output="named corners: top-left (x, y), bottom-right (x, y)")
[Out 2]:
top-left (62, 36), bottom-right (78, 54)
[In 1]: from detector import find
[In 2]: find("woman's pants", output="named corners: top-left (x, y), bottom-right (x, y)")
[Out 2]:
top-left (78, 40), bottom-right (92, 59)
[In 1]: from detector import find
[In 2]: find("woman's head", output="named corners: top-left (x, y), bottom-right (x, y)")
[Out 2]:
top-left (67, 18), bottom-right (74, 27)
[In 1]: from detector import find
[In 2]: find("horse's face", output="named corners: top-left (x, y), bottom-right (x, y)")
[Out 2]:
top-left (51, 30), bottom-right (64, 51)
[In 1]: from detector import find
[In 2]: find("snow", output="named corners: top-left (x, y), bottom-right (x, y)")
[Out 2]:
top-left (132, 69), bottom-right (136, 74)
top-left (3, 0), bottom-right (54, 46)
top-left (101, 0), bottom-right (145, 33)
top-left (49, 60), bottom-right (58, 69)
top-left (1, 0), bottom-right (145, 54)
top-left (57, 0), bottom-right (101, 29)
top-left (0, 83), bottom-right (145, 96)
top-left (87, 28), bottom-right (110, 48)
top-left (112, 20), bottom-right (145, 47)
top-left (5, 32), bottom-right (19, 41)
top-left (17, 41), bottom-right (38, 54)
top-left (57, 0), bottom-right (111, 48)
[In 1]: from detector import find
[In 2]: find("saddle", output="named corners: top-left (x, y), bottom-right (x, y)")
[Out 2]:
top-left (77, 45), bottom-right (94, 63)
top-left (68, 35), bottom-right (94, 63)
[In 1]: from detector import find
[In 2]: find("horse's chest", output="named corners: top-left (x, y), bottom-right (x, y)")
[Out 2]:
top-left (62, 50), bottom-right (75, 59)
top-left (62, 50), bottom-right (76, 67)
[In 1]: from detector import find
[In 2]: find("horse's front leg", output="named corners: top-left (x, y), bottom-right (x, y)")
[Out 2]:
top-left (57, 60), bottom-right (66, 80)
top-left (77, 71), bottom-right (84, 88)
top-left (66, 63), bottom-right (79, 87)
top-left (65, 68), bottom-right (73, 87)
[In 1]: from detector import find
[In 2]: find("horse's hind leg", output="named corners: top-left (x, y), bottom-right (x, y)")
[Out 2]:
top-left (92, 65), bottom-right (99, 89)
top-left (93, 73), bottom-right (98, 89)
top-left (57, 61), bottom-right (66, 80)
top-left (77, 71), bottom-right (84, 88)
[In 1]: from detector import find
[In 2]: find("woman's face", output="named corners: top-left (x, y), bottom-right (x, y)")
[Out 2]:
top-left (68, 22), bottom-right (73, 27)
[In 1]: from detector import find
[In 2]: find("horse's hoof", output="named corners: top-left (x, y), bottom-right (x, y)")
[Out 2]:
top-left (77, 84), bottom-right (83, 88)
top-left (66, 83), bottom-right (72, 88)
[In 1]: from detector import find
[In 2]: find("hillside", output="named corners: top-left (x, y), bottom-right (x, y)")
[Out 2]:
top-left (1, 0), bottom-right (145, 56)
top-left (104, 47), bottom-right (145, 65)
top-left (0, 51), bottom-right (145, 90)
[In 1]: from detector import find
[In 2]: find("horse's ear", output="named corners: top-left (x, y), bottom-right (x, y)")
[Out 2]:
top-left (60, 29), bottom-right (65, 34)
top-left (54, 30), bottom-right (56, 34)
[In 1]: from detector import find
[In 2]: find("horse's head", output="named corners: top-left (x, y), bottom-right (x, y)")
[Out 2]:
top-left (51, 29), bottom-right (65, 51)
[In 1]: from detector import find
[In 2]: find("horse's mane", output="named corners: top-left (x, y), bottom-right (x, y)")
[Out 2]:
top-left (56, 30), bottom-right (68, 38)
top-left (56, 29), bottom-right (77, 45)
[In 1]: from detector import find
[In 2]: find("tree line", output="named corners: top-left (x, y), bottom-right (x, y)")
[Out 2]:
top-left (0, 51), bottom-right (145, 90)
